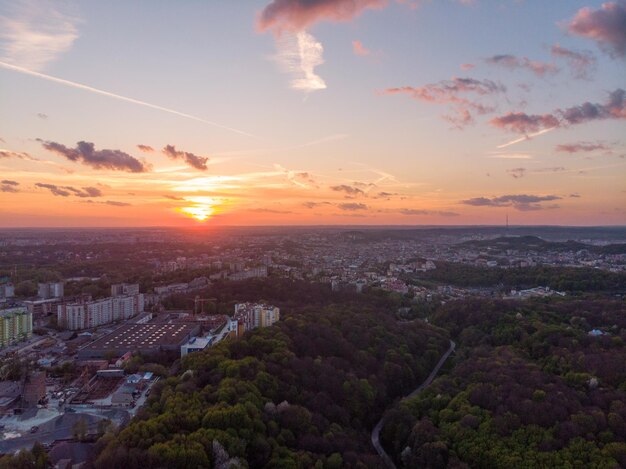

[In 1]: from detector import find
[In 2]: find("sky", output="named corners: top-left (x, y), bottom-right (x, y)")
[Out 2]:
top-left (0, 0), bottom-right (625, 227)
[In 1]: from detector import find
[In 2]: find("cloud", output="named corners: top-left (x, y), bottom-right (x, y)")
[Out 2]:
top-left (164, 194), bottom-right (185, 201)
top-left (507, 167), bottom-right (526, 179)
top-left (460, 63), bottom-right (475, 70)
top-left (35, 182), bottom-right (70, 197)
top-left (0, 149), bottom-right (33, 160)
top-left (0, 180), bottom-right (19, 193)
top-left (570, 193), bottom-right (581, 198)
top-left (258, 1), bottom-right (388, 93)
top-left (489, 112), bottom-right (559, 134)
top-left (248, 208), bottom-right (294, 214)
top-left (37, 112), bottom-right (48, 119)
top-left (399, 209), bottom-right (459, 217)
top-left (0, 0), bottom-right (79, 71)
top-left (490, 88), bottom-right (626, 133)
top-left (550, 44), bottom-right (596, 79)
top-left (257, 0), bottom-right (386, 34)
top-left (40, 140), bottom-right (148, 172)
top-left (330, 184), bottom-right (365, 196)
top-left (302, 201), bottom-right (332, 208)
top-left (338, 202), bottom-right (368, 211)
top-left (564, 2), bottom-right (626, 58)
top-left (104, 200), bottom-right (131, 207)
top-left (274, 30), bottom-right (327, 92)
top-left (555, 141), bottom-right (611, 153)
top-left (63, 186), bottom-right (103, 198)
top-left (485, 54), bottom-right (559, 77)
top-left (162, 145), bottom-right (209, 171)
top-left (352, 40), bottom-right (370, 56)
top-left (383, 77), bottom-right (505, 127)
top-left (137, 144), bottom-right (154, 153)
top-left (462, 194), bottom-right (561, 211)
top-left (34, 183), bottom-right (102, 198)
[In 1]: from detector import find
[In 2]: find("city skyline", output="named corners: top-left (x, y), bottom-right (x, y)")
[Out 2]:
top-left (1, 0), bottom-right (625, 227)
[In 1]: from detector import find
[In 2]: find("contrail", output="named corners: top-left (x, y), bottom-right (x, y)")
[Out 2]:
top-left (0, 60), bottom-right (255, 138)
top-left (497, 127), bottom-right (556, 149)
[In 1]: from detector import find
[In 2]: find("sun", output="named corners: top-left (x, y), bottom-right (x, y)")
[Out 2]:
top-left (180, 206), bottom-right (214, 222)
top-left (177, 196), bottom-right (221, 222)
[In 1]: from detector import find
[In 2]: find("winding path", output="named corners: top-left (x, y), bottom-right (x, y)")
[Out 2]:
top-left (371, 339), bottom-right (456, 469)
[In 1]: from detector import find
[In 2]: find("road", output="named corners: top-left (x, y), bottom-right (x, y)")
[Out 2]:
top-left (371, 339), bottom-right (456, 469)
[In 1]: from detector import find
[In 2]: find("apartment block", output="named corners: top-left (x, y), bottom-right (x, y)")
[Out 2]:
top-left (57, 293), bottom-right (144, 330)
top-left (0, 307), bottom-right (33, 347)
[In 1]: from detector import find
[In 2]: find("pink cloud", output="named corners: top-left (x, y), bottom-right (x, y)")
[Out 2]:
top-left (257, 0), bottom-right (387, 34)
top-left (383, 77), bottom-right (504, 127)
top-left (550, 44), bottom-right (596, 79)
top-left (555, 141), bottom-right (611, 153)
top-left (490, 88), bottom-right (626, 133)
top-left (352, 39), bottom-right (370, 56)
top-left (460, 63), bottom-right (475, 70)
top-left (564, 1), bottom-right (626, 58)
top-left (485, 54), bottom-right (559, 77)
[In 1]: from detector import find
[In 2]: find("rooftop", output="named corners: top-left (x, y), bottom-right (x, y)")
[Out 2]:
top-left (80, 323), bottom-right (199, 353)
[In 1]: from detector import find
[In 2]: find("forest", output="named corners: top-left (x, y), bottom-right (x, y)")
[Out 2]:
top-left (89, 284), bottom-right (450, 468)
top-left (416, 261), bottom-right (626, 293)
top-left (381, 298), bottom-right (626, 468)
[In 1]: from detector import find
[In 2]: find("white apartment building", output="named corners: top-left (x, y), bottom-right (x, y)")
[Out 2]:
top-left (58, 293), bottom-right (144, 330)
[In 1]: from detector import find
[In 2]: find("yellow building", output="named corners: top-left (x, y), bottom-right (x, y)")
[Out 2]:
top-left (0, 307), bottom-right (33, 347)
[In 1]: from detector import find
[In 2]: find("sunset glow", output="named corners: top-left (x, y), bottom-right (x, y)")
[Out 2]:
top-left (0, 1), bottom-right (624, 227)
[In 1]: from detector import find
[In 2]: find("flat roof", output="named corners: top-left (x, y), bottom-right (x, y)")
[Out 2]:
top-left (81, 322), bottom-right (199, 353)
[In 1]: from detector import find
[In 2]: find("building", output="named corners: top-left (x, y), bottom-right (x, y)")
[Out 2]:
top-left (0, 283), bottom-right (14, 299)
top-left (233, 303), bottom-right (280, 333)
top-left (77, 322), bottom-right (201, 359)
top-left (38, 282), bottom-right (64, 299)
top-left (111, 283), bottom-right (140, 297)
top-left (180, 336), bottom-right (213, 357)
top-left (0, 307), bottom-right (33, 347)
top-left (21, 371), bottom-right (46, 408)
top-left (57, 294), bottom-right (144, 330)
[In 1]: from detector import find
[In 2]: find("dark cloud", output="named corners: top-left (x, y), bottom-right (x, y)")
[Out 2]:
top-left (485, 54), bottom-right (559, 76)
top-left (0, 150), bottom-right (33, 160)
top-left (137, 144), bottom-right (154, 153)
top-left (164, 195), bottom-right (185, 201)
top-left (462, 194), bottom-right (561, 211)
top-left (399, 209), bottom-right (459, 217)
top-left (0, 180), bottom-right (19, 193)
top-left (35, 183), bottom-right (103, 198)
top-left (40, 140), bottom-right (147, 172)
top-left (37, 113), bottom-right (48, 119)
top-left (302, 201), bottom-right (331, 208)
top-left (556, 141), bottom-right (611, 153)
top-left (257, 0), bottom-right (386, 34)
top-left (564, 2), bottom-right (626, 58)
top-left (35, 183), bottom-right (71, 197)
top-left (550, 44), bottom-right (596, 79)
top-left (162, 145), bottom-right (208, 171)
top-left (338, 202), bottom-right (368, 211)
top-left (507, 167), bottom-right (526, 179)
top-left (570, 193), bottom-right (582, 198)
top-left (490, 88), bottom-right (626, 133)
top-left (330, 184), bottom-right (365, 196)
top-left (63, 186), bottom-right (103, 198)
top-left (489, 112), bottom-right (559, 134)
top-left (104, 200), bottom-right (131, 207)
